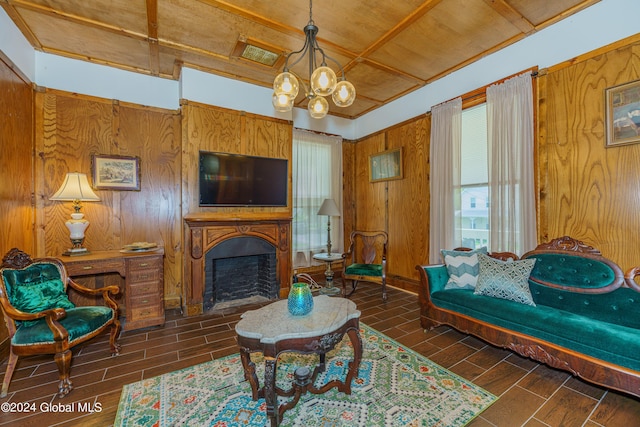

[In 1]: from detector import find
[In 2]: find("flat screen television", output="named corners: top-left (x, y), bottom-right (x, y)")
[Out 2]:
top-left (199, 151), bottom-right (288, 206)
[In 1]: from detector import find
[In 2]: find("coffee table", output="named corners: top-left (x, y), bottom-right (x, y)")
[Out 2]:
top-left (235, 295), bottom-right (362, 427)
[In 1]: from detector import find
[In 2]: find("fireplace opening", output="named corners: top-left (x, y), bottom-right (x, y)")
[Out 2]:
top-left (204, 236), bottom-right (279, 311)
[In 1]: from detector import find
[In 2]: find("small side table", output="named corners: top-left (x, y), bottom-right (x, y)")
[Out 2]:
top-left (235, 296), bottom-right (362, 427)
top-left (312, 252), bottom-right (343, 295)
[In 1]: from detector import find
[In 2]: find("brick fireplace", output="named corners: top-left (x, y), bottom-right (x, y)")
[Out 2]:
top-left (203, 236), bottom-right (278, 311)
top-left (183, 216), bottom-right (292, 316)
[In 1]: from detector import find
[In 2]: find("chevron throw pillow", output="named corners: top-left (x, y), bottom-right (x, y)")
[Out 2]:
top-left (441, 247), bottom-right (488, 290)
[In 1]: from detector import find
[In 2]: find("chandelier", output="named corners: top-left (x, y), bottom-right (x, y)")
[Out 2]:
top-left (272, 0), bottom-right (356, 119)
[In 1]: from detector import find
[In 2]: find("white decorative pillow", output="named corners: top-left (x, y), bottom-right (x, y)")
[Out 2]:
top-left (441, 247), bottom-right (488, 290)
top-left (474, 253), bottom-right (537, 306)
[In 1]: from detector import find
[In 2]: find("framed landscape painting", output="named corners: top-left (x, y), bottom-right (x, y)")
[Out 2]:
top-left (369, 147), bottom-right (403, 182)
top-left (605, 79), bottom-right (640, 147)
top-left (92, 154), bottom-right (141, 191)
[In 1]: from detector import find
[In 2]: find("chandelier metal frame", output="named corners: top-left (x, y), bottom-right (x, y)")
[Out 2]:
top-left (272, 0), bottom-right (356, 119)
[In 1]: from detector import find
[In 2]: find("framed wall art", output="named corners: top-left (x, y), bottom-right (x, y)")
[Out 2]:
top-left (369, 147), bottom-right (403, 183)
top-left (91, 154), bottom-right (141, 191)
top-left (605, 79), bottom-right (640, 147)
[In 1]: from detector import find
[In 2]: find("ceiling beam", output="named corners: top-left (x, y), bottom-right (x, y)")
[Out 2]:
top-left (146, 0), bottom-right (160, 76)
top-left (483, 0), bottom-right (535, 34)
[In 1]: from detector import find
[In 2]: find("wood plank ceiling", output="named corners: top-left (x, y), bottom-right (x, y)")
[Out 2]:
top-left (2, 0), bottom-right (600, 119)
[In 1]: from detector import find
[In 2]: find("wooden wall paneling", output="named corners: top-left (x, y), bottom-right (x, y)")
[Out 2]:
top-left (181, 101), bottom-right (293, 219)
top-left (117, 103), bottom-right (182, 308)
top-left (0, 57), bottom-right (34, 257)
top-left (354, 134), bottom-right (386, 232)
top-left (341, 141), bottom-right (356, 252)
top-left (35, 92), bottom-right (123, 300)
top-left (181, 101), bottom-right (243, 216)
top-left (37, 91), bottom-right (115, 257)
top-left (242, 112), bottom-right (293, 219)
top-left (541, 41), bottom-right (640, 270)
top-left (386, 116), bottom-right (429, 281)
top-left (244, 112), bottom-right (290, 158)
top-left (537, 71), bottom-right (550, 243)
top-left (0, 56), bottom-right (34, 353)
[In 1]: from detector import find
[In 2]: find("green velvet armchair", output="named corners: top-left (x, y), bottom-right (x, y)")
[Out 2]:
top-left (0, 248), bottom-right (121, 398)
top-left (342, 230), bottom-right (388, 301)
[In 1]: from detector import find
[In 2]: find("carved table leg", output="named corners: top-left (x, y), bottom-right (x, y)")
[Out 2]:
top-left (239, 347), bottom-right (260, 400)
top-left (264, 356), bottom-right (279, 427)
top-left (343, 327), bottom-right (363, 394)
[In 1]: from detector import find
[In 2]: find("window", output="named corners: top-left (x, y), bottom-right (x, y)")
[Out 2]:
top-left (459, 103), bottom-right (488, 249)
top-left (429, 71), bottom-right (535, 262)
top-left (291, 130), bottom-right (343, 268)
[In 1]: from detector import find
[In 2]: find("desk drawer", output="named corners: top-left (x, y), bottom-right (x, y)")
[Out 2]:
top-left (65, 259), bottom-right (125, 277)
top-left (128, 268), bottom-right (160, 283)
top-left (129, 293), bottom-right (161, 309)
top-left (127, 257), bottom-right (162, 271)
top-left (129, 281), bottom-right (162, 297)
top-left (130, 305), bottom-right (163, 322)
top-left (129, 294), bottom-right (163, 320)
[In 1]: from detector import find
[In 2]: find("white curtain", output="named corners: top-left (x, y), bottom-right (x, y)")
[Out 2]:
top-left (292, 129), bottom-right (343, 268)
top-left (429, 97), bottom-right (462, 264)
top-left (486, 73), bottom-right (537, 254)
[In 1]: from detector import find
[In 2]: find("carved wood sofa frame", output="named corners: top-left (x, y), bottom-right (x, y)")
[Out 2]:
top-left (417, 236), bottom-right (640, 399)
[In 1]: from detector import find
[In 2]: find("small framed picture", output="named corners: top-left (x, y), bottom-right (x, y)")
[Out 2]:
top-left (605, 79), bottom-right (640, 147)
top-left (369, 147), bottom-right (403, 182)
top-left (91, 154), bottom-right (141, 191)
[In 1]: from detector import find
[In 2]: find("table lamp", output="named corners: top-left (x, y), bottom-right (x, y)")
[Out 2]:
top-left (317, 198), bottom-right (340, 255)
top-left (49, 172), bottom-right (101, 256)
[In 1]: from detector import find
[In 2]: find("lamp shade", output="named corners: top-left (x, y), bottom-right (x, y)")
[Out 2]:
top-left (317, 198), bottom-right (340, 216)
top-left (50, 172), bottom-right (100, 202)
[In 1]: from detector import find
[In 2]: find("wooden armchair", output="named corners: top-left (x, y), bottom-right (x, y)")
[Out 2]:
top-left (0, 248), bottom-right (121, 398)
top-left (342, 231), bottom-right (388, 301)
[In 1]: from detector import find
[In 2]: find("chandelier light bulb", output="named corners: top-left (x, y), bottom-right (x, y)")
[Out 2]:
top-left (332, 80), bottom-right (356, 107)
top-left (311, 66), bottom-right (337, 96)
top-left (308, 96), bottom-right (329, 119)
top-left (273, 72), bottom-right (299, 98)
top-left (272, 92), bottom-right (293, 112)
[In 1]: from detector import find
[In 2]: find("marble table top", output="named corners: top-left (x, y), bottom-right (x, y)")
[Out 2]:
top-left (235, 295), bottom-right (360, 345)
top-left (312, 252), bottom-right (343, 262)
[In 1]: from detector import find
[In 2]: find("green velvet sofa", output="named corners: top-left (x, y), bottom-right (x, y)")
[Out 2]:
top-left (417, 236), bottom-right (640, 399)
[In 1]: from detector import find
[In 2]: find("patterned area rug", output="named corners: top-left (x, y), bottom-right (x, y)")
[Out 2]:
top-left (114, 324), bottom-right (496, 426)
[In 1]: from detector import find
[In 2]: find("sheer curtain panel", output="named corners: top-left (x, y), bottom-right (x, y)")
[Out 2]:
top-left (429, 97), bottom-right (462, 264)
top-left (486, 72), bottom-right (536, 254)
top-left (292, 129), bottom-right (343, 268)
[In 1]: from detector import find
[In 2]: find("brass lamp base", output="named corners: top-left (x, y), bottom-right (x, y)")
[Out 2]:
top-left (62, 247), bottom-right (91, 257)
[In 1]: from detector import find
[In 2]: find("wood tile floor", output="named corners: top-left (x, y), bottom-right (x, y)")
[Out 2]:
top-left (1, 282), bottom-right (639, 426)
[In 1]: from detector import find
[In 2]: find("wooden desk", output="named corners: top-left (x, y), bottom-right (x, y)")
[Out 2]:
top-left (235, 296), bottom-right (362, 426)
top-left (61, 249), bottom-right (165, 331)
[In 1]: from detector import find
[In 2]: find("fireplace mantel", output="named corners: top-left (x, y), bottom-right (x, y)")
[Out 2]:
top-left (183, 214), bottom-right (292, 315)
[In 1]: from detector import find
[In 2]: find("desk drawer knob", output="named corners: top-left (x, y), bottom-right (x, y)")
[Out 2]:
top-left (82, 266), bottom-right (93, 270)
top-left (139, 263), bottom-right (149, 267)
